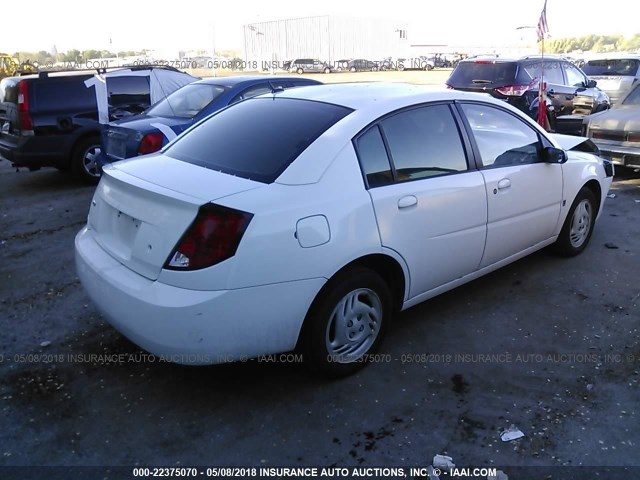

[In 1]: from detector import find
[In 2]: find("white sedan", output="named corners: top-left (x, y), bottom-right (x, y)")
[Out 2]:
top-left (75, 83), bottom-right (614, 376)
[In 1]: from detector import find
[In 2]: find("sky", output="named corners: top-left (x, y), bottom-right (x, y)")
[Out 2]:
top-left (3, 0), bottom-right (639, 55)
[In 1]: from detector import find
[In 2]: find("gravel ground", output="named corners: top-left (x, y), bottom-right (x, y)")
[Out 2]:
top-left (0, 156), bottom-right (639, 478)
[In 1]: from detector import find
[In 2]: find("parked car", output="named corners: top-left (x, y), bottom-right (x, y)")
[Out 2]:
top-left (446, 55), bottom-right (610, 130)
top-left (0, 66), bottom-right (197, 182)
top-left (346, 59), bottom-right (379, 72)
top-left (334, 59), bottom-right (351, 71)
top-left (100, 76), bottom-right (322, 167)
top-left (583, 81), bottom-right (640, 169)
top-left (76, 83), bottom-right (613, 377)
top-left (289, 59), bottom-right (332, 74)
top-left (581, 54), bottom-right (640, 105)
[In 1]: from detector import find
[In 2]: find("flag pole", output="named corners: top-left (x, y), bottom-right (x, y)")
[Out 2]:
top-left (536, 0), bottom-right (549, 130)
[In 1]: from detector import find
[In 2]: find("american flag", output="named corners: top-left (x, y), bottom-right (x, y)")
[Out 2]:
top-left (537, 0), bottom-right (549, 42)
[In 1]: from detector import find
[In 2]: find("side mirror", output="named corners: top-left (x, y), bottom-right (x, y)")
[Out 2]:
top-left (542, 146), bottom-right (567, 164)
top-left (586, 79), bottom-right (597, 88)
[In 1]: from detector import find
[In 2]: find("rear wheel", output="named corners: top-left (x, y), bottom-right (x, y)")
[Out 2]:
top-left (349, 66), bottom-right (356, 72)
top-left (72, 136), bottom-right (102, 184)
top-left (323, 67), bottom-right (331, 74)
top-left (553, 187), bottom-right (597, 256)
top-left (301, 267), bottom-right (392, 377)
top-left (296, 67), bottom-right (304, 74)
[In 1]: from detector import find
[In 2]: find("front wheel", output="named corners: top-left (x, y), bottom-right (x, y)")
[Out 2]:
top-left (323, 67), bottom-right (331, 74)
top-left (296, 67), bottom-right (304, 74)
top-left (301, 267), bottom-right (392, 377)
top-left (72, 136), bottom-right (102, 184)
top-left (552, 187), bottom-right (597, 256)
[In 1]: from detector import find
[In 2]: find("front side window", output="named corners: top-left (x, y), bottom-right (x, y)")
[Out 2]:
top-left (461, 104), bottom-right (541, 167)
top-left (379, 104), bottom-right (468, 181)
top-left (564, 63), bottom-right (587, 87)
top-left (147, 84), bottom-right (226, 118)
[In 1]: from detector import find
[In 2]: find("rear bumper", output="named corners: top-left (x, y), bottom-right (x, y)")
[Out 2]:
top-left (0, 133), bottom-right (68, 168)
top-left (75, 226), bottom-right (325, 364)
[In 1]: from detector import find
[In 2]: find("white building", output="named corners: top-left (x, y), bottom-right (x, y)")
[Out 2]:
top-left (243, 15), bottom-right (409, 67)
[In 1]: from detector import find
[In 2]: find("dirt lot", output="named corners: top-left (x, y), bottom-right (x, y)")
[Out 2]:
top-left (0, 80), bottom-right (639, 478)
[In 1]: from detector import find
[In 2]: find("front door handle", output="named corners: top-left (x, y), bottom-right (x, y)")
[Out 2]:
top-left (497, 178), bottom-right (511, 190)
top-left (398, 195), bottom-right (418, 209)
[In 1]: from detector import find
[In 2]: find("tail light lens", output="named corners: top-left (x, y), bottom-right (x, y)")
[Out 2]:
top-left (495, 85), bottom-right (530, 96)
top-left (17, 80), bottom-right (33, 132)
top-left (165, 204), bottom-right (253, 271)
top-left (138, 132), bottom-right (164, 155)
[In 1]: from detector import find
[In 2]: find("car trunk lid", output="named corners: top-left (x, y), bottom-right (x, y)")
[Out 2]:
top-left (88, 155), bottom-right (263, 280)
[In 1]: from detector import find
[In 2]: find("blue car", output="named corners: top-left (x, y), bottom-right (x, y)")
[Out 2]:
top-left (99, 75), bottom-right (322, 166)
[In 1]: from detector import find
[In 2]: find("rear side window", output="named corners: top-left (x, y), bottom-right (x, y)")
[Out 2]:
top-left (165, 97), bottom-right (352, 183)
top-left (34, 78), bottom-right (97, 111)
top-left (448, 61), bottom-right (518, 88)
top-left (517, 61), bottom-right (564, 85)
top-left (380, 104), bottom-right (468, 181)
top-left (356, 126), bottom-right (393, 187)
top-left (582, 59), bottom-right (640, 76)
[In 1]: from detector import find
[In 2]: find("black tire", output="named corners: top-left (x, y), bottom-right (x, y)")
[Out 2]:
top-left (349, 66), bottom-right (356, 72)
top-left (72, 136), bottom-right (102, 184)
top-left (323, 67), bottom-right (331, 74)
top-left (301, 267), bottom-right (392, 378)
top-left (296, 67), bottom-right (304, 74)
top-left (425, 64), bottom-right (434, 71)
top-left (552, 186), bottom-right (597, 257)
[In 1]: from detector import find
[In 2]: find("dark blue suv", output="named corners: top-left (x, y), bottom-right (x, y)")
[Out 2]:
top-left (0, 66), bottom-right (196, 182)
top-left (100, 75), bottom-right (322, 166)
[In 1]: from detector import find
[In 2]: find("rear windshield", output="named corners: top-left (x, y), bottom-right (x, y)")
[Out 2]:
top-left (448, 61), bottom-right (518, 88)
top-left (622, 84), bottom-right (640, 105)
top-left (164, 97), bottom-right (352, 183)
top-left (582, 59), bottom-right (640, 76)
top-left (147, 83), bottom-right (226, 118)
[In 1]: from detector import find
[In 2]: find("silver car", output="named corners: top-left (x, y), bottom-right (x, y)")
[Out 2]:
top-left (584, 82), bottom-right (640, 169)
top-left (582, 55), bottom-right (640, 105)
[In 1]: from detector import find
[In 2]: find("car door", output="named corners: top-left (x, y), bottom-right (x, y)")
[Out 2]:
top-left (562, 62), bottom-right (598, 113)
top-left (355, 103), bottom-right (488, 299)
top-left (458, 102), bottom-right (563, 268)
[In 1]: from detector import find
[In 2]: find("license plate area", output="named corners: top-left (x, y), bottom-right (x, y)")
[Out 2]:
top-left (106, 137), bottom-right (126, 159)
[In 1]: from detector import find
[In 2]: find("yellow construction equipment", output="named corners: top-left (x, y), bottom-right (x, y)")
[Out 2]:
top-left (0, 54), bottom-right (38, 79)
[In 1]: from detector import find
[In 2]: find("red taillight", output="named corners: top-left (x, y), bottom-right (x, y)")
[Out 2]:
top-left (138, 132), bottom-right (164, 155)
top-left (495, 85), bottom-right (530, 97)
top-left (17, 80), bottom-right (33, 131)
top-left (165, 204), bottom-right (253, 271)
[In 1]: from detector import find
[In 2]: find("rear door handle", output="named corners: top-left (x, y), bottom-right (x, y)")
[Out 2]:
top-left (398, 195), bottom-right (418, 209)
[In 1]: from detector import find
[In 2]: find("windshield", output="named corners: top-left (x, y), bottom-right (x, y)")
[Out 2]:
top-left (147, 83), bottom-right (226, 118)
top-left (622, 84), bottom-right (640, 106)
top-left (582, 59), bottom-right (640, 76)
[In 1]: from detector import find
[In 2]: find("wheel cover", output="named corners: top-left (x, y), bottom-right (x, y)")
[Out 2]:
top-left (82, 145), bottom-right (102, 178)
top-left (569, 199), bottom-right (592, 248)
top-left (325, 288), bottom-right (382, 362)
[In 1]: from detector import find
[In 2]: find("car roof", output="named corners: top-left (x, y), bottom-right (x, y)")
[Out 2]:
top-left (271, 82), bottom-right (504, 110)
top-left (585, 53), bottom-right (640, 61)
top-left (461, 54), bottom-right (572, 63)
top-left (193, 75), bottom-right (320, 87)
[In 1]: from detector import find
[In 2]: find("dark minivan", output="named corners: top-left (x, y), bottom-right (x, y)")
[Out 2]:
top-left (0, 66), bottom-right (195, 182)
